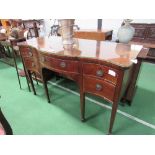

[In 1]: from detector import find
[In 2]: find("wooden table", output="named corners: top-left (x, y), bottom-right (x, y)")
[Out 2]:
top-left (74, 29), bottom-right (113, 41)
top-left (18, 36), bottom-right (143, 134)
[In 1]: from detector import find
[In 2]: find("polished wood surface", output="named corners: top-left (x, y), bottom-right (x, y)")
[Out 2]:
top-left (18, 36), bottom-right (143, 134)
top-left (129, 41), bottom-right (155, 48)
top-left (74, 29), bottom-right (113, 41)
top-left (19, 36), bottom-right (142, 68)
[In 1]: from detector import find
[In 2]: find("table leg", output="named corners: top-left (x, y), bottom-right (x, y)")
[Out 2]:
top-left (41, 71), bottom-right (51, 103)
top-left (109, 101), bottom-right (119, 134)
top-left (124, 60), bottom-right (142, 105)
top-left (80, 92), bottom-right (85, 122)
top-left (108, 70), bottom-right (124, 134)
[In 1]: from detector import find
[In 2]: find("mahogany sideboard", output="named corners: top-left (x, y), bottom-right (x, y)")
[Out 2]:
top-left (18, 36), bottom-right (143, 134)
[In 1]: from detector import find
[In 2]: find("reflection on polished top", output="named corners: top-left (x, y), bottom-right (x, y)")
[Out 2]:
top-left (20, 36), bottom-right (143, 68)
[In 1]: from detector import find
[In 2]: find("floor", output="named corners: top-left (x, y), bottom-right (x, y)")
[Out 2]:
top-left (0, 59), bottom-right (155, 135)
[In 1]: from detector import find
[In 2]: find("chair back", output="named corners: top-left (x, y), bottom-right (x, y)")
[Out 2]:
top-left (19, 45), bottom-right (40, 74)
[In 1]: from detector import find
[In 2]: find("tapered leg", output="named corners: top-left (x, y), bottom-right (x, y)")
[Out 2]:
top-left (28, 70), bottom-right (36, 95)
top-left (123, 61), bottom-right (142, 104)
top-left (80, 92), bottom-right (85, 122)
top-left (34, 73), bottom-right (39, 85)
top-left (25, 72), bottom-right (31, 92)
top-left (12, 48), bottom-right (22, 89)
top-left (42, 75), bottom-right (50, 103)
top-left (20, 56), bottom-right (31, 92)
top-left (108, 101), bottom-right (119, 134)
top-left (7, 46), bottom-right (12, 58)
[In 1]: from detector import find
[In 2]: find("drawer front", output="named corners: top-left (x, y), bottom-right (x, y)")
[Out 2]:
top-left (83, 63), bottom-right (118, 84)
top-left (24, 58), bottom-right (36, 71)
top-left (40, 56), bottom-right (79, 73)
top-left (20, 46), bottom-right (33, 58)
top-left (83, 76), bottom-right (115, 102)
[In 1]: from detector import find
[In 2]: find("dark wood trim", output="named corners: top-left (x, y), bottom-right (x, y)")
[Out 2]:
top-left (0, 108), bottom-right (13, 135)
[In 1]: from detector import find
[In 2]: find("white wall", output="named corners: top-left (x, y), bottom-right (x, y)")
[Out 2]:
top-left (43, 19), bottom-right (155, 41)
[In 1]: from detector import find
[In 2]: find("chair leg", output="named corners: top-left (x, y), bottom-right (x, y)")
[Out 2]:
top-left (6, 46), bottom-right (12, 58)
top-left (25, 72), bottom-right (31, 92)
top-left (20, 56), bottom-right (31, 92)
top-left (34, 73), bottom-right (39, 85)
top-left (12, 47), bottom-right (22, 89)
top-left (27, 70), bottom-right (36, 95)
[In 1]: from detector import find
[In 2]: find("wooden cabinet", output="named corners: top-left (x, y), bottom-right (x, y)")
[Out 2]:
top-left (18, 36), bottom-right (142, 134)
top-left (131, 23), bottom-right (155, 43)
top-left (146, 24), bottom-right (155, 41)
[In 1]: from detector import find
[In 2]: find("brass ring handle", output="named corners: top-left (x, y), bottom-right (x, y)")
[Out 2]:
top-left (96, 70), bottom-right (104, 77)
top-left (60, 62), bottom-right (66, 68)
top-left (96, 84), bottom-right (102, 91)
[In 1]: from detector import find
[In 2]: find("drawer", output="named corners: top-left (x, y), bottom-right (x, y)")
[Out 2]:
top-left (83, 76), bottom-right (116, 102)
top-left (40, 56), bottom-right (79, 73)
top-left (20, 46), bottom-right (33, 58)
top-left (83, 63), bottom-right (118, 84)
top-left (24, 58), bottom-right (36, 71)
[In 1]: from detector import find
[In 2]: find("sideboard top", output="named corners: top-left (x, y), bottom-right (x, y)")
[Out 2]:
top-left (19, 36), bottom-right (144, 68)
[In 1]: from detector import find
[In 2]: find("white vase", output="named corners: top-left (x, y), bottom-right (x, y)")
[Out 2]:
top-left (117, 19), bottom-right (135, 43)
top-left (58, 19), bottom-right (75, 49)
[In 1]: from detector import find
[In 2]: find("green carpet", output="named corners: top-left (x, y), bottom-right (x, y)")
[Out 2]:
top-left (0, 60), bottom-right (155, 135)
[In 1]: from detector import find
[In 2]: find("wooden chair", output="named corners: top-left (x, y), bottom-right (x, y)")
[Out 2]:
top-left (19, 45), bottom-right (53, 103)
top-left (0, 41), bottom-right (23, 89)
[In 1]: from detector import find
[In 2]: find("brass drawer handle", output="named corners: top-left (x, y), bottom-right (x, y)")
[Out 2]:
top-left (96, 84), bottom-right (102, 91)
top-left (29, 52), bottom-right (33, 57)
top-left (96, 70), bottom-right (104, 77)
top-left (60, 62), bottom-right (66, 68)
